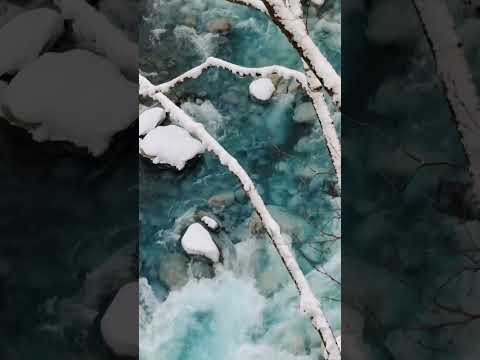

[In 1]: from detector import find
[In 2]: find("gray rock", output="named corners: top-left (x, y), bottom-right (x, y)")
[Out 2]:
top-left (207, 18), bottom-right (231, 34)
top-left (157, 253), bottom-right (189, 290)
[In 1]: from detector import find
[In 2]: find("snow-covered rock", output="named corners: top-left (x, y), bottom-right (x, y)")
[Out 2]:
top-left (3, 49), bottom-right (137, 155)
top-left (311, 0), bottom-right (325, 7)
top-left (201, 215), bottom-right (219, 230)
top-left (181, 223), bottom-right (220, 263)
top-left (293, 102), bottom-right (317, 124)
top-left (101, 282), bottom-right (138, 357)
top-left (157, 254), bottom-right (189, 290)
top-left (0, 8), bottom-right (64, 76)
top-left (139, 107), bottom-right (165, 136)
top-left (249, 78), bottom-right (275, 102)
top-left (139, 125), bottom-right (205, 170)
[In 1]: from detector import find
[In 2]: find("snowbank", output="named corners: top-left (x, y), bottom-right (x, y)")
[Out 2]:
top-left (181, 223), bottom-right (220, 262)
top-left (0, 8), bottom-right (64, 77)
top-left (139, 107), bottom-right (165, 136)
top-left (139, 125), bottom-right (205, 170)
top-left (249, 78), bottom-right (275, 101)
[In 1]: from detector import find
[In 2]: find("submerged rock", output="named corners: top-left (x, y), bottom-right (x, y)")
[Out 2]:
top-left (293, 102), bottom-right (317, 124)
top-left (207, 18), bottom-right (231, 34)
top-left (208, 191), bottom-right (236, 208)
top-left (190, 257), bottom-right (215, 279)
top-left (249, 205), bottom-right (314, 241)
top-left (157, 253), bottom-right (189, 290)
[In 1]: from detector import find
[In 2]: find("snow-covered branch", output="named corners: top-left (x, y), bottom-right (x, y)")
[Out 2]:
top-left (226, 0), bottom-right (268, 13)
top-left (261, 0), bottom-right (341, 107)
top-left (144, 57), bottom-right (341, 190)
top-left (226, 0), bottom-right (341, 107)
top-left (140, 74), bottom-right (341, 360)
top-left (413, 0), bottom-right (480, 205)
top-left (54, 0), bottom-right (137, 79)
top-left (150, 56), bottom-right (308, 94)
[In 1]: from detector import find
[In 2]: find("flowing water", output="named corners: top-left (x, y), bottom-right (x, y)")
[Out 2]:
top-left (139, 1), bottom-right (341, 359)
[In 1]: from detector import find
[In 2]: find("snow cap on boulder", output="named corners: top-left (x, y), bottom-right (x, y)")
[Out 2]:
top-left (249, 78), bottom-right (275, 102)
top-left (139, 107), bottom-right (165, 136)
top-left (139, 125), bottom-right (205, 170)
top-left (181, 223), bottom-right (220, 263)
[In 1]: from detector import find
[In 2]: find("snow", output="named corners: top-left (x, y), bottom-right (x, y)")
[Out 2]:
top-left (0, 8), bottom-right (64, 77)
top-left (201, 216), bottom-right (219, 230)
top-left (181, 223), bottom-right (220, 262)
top-left (101, 282), bottom-right (138, 357)
top-left (3, 50), bottom-right (137, 155)
top-left (139, 107), bottom-right (165, 136)
top-left (139, 125), bottom-right (205, 170)
top-left (249, 78), bottom-right (275, 101)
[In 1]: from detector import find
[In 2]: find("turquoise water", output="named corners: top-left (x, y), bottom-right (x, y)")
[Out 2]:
top-left (140, 0), bottom-right (340, 359)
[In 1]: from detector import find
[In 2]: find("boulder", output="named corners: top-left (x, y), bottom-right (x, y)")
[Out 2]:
top-left (181, 223), bottom-right (220, 263)
top-left (139, 125), bottom-right (205, 170)
top-left (249, 78), bottom-right (275, 102)
top-left (207, 18), bottom-right (231, 34)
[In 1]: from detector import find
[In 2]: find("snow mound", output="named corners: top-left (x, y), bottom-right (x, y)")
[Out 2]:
top-left (201, 216), bottom-right (219, 230)
top-left (3, 49), bottom-right (137, 155)
top-left (101, 282), bottom-right (138, 357)
top-left (181, 223), bottom-right (220, 262)
top-left (139, 125), bottom-right (205, 170)
top-left (0, 8), bottom-right (64, 76)
top-left (139, 107), bottom-right (165, 136)
top-left (249, 78), bottom-right (275, 101)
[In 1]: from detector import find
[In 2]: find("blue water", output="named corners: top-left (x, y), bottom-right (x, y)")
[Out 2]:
top-left (140, 0), bottom-right (341, 359)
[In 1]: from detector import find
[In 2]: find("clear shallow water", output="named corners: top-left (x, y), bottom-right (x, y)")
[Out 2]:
top-left (140, 0), bottom-right (341, 359)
